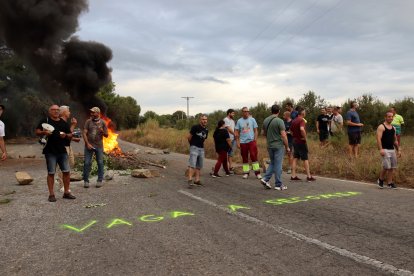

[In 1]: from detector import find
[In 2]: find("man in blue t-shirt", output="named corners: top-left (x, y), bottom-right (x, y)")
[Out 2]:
top-left (187, 114), bottom-right (208, 188)
top-left (346, 101), bottom-right (364, 158)
top-left (235, 107), bottom-right (261, 179)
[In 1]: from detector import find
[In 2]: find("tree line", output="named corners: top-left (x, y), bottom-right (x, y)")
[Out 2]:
top-left (143, 92), bottom-right (414, 135)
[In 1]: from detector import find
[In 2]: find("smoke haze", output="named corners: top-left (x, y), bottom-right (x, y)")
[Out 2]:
top-left (0, 0), bottom-right (112, 113)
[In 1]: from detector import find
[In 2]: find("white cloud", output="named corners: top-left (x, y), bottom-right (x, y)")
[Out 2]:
top-left (77, 0), bottom-right (414, 115)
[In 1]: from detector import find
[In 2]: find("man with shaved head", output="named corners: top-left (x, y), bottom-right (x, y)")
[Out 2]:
top-left (376, 111), bottom-right (401, 189)
top-left (36, 104), bottom-right (76, 202)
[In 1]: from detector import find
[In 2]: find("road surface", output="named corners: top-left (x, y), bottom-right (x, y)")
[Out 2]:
top-left (1, 140), bottom-right (413, 275)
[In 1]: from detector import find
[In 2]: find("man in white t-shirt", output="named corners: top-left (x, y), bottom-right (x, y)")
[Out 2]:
top-left (0, 104), bottom-right (7, 161)
top-left (223, 108), bottom-right (236, 170)
top-left (330, 106), bottom-right (344, 136)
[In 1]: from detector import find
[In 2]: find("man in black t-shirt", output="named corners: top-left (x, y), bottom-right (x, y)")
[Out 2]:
top-left (35, 105), bottom-right (76, 202)
top-left (316, 107), bottom-right (330, 147)
top-left (187, 114), bottom-right (208, 188)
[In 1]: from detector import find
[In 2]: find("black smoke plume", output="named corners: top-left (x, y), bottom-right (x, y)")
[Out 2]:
top-left (0, 0), bottom-right (112, 113)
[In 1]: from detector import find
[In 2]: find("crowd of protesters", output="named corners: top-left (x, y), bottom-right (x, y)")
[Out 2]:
top-left (0, 100), bottom-right (407, 201)
top-left (186, 102), bottom-right (405, 191)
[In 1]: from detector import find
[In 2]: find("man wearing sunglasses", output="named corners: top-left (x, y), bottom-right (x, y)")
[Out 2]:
top-left (235, 107), bottom-right (262, 179)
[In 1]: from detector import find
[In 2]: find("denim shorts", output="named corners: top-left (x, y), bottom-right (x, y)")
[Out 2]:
top-left (189, 146), bottom-right (204, 169)
top-left (45, 153), bottom-right (70, 174)
top-left (228, 139), bottom-right (237, 157)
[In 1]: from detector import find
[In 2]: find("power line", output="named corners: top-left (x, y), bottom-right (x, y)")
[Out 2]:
top-left (231, 0), bottom-right (298, 59)
top-left (251, 0), bottom-right (321, 56)
top-left (260, 0), bottom-right (345, 59)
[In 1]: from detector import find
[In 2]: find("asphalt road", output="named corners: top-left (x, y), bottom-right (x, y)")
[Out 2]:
top-left (1, 140), bottom-right (413, 275)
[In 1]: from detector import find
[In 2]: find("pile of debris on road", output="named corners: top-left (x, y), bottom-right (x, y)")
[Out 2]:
top-left (74, 150), bottom-right (168, 179)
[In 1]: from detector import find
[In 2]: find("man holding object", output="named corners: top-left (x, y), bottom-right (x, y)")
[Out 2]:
top-left (82, 107), bottom-right (108, 188)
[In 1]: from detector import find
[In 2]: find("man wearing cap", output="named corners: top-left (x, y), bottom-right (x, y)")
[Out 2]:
top-left (82, 107), bottom-right (108, 188)
top-left (0, 104), bottom-right (7, 161)
top-left (35, 105), bottom-right (76, 202)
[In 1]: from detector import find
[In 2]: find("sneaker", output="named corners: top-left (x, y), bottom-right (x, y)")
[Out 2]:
top-left (256, 174), bottom-right (263, 180)
top-left (84, 181), bottom-right (90, 188)
top-left (225, 171), bottom-right (234, 176)
top-left (290, 176), bottom-right (301, 181)
top-left (377, 178), bottom-right (384, 189)
top-left (287, 168), bottom-right (292, 174)
top-left (187, 180), bottom-right (194, 188)
top-left (48, 195), bottom-right (57, 202)
top-left (211, 173), bottom-right (221, 178)
top-left (275, 185), bottom-right (288, 191)
top-left (306, 176), bottom-right (316, 182)
top-left (62, 193), bottom-right (76, 199)
top-left (388, 183), bottom-right (397, 189)
top-left (242, 174), bottom-right (249, 179)
top-left (194, 180), bottom-right (203, 186)
top-left (260, 179), bottom-right (272, 189)
top-left (96, 181), bottom-right (103, 188)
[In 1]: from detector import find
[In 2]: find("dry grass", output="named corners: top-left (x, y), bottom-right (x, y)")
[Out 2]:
top-left (120, 120), bottom-right (414, 188)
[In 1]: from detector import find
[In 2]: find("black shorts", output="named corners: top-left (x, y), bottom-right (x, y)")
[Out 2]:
top-left (319, 130), bottom-right (329, 142)
top-left (348, 132), bottom-right (361, 145)
top-left (287, 141), bottom-right (293, 153)
top-left (293, 143), bottom-right (308, 161)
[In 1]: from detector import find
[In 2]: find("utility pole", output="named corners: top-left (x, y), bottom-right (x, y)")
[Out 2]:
top-left (181, 96), bottom-right (194, 119)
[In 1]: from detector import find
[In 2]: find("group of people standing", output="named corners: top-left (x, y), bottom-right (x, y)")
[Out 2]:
top-left (186, 103), bottom-right (317, 190)
top-left (35, 105), bottom-right (108, 202)
top-left (186, 101), bottom-right (405, 191)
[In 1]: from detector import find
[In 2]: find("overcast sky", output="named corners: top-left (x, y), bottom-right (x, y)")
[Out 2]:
top-left (76, 0), bottom-right (414, 115)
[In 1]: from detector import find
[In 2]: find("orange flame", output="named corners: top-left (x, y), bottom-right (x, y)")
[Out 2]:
top-left (101, 115), bottom-right (122, 154)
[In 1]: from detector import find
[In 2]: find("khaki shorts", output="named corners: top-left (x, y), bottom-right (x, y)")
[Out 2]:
top-left (382, 149), bottom-right (397, 169)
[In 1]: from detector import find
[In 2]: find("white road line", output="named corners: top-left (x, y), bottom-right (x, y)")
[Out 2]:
top-left (178, 189), bottom-right (414, 276)
top-left (315, 175), bottom-right (414, 192)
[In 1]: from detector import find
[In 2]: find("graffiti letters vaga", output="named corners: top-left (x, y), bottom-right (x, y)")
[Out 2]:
top-left (61, 192), bottom-right (361, 233)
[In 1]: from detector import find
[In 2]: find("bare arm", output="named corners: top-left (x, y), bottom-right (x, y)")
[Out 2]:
top-left (347, 120), bottom-right (364, 127)
top-left (281, 130), bottom-right (290, 152)
top-left (300, 126), bottom-right (307, 141)
top-left (316, 120), bottom-right (320, 133)
top-left (254, 127), bottom-right (258, 141)
top-left (82, 127), bottom-right (93, 150)
top-left (226, 137), bottom-right (232, 148)
top-left (70, 117), bottom-right (77, 132)
top-left (187, 133), bottom-right (192, 144)
top-left (234, 129), bottom-right (240, 148)
top-left (225, 126), bottom-right (235, 136)
top-left (35, 128), bottom-right (51, 137)
top-left (376, 125), bottom-right (385, 156)
top-left (0, 137), bottom-right (6, 161)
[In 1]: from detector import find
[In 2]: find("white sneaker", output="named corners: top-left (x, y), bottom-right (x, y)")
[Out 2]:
top-left (256, 174), bottom-right (262, 180)
top-left (242, 174), bottom-right (249, 179)
top-left (275, 185), bottom-right (287, 191)
top-left (260, 179), bottom-right (271, 189)
top-left (287, 169), bottom-right (292, 174)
